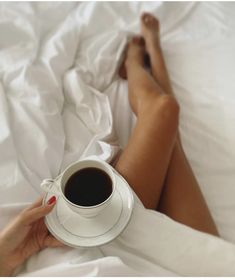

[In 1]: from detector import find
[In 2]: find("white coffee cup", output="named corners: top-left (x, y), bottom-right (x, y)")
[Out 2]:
top-left (41, 159), bottom-right (116, 218)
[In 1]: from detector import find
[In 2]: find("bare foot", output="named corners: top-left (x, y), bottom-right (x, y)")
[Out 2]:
top-left (141, 12), bottom-right (160, 54)
top-left (119, 36), bottom-right (145, 79)
top-left (141, 13), bottom-right (174, 95)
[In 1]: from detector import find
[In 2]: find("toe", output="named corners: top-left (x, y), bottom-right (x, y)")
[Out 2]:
top-left (141, 12), bottom-right (152, 25)
top-left (141, 13), bottom-right (147, 22)
top-left (132, 36), bottom-right (141, 44)
top-left (131, 36), bottom-right (145, 47)
top-left (141, 13), bottom-right (159, 32)
top-left (141, 12), bottom-right (159, 28)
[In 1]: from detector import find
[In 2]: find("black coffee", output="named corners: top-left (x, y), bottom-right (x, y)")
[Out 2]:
top-left (64, 167), bottom-right (113, 207)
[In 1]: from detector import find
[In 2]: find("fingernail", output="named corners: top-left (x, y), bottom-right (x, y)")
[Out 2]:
top-left (47, 196), bottom-right (56, 205)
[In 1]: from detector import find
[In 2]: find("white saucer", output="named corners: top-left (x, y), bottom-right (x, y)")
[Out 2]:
top-left (43, 169), bottom-right (134, 247)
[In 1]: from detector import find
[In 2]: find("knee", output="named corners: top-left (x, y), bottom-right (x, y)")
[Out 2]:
top-left (139, 94), bottom-right (180, 131)
top-left (155, 95), bottom-right (180, 125)
top-left (159, 95), bottom-right (180, 116)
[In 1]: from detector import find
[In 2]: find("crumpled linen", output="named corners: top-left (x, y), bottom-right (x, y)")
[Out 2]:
top-left (1, 1), bottom-right (235, 276)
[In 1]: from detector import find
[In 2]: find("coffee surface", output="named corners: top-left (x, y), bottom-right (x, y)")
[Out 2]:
top-left (64, 167), bottom-right (112, 206)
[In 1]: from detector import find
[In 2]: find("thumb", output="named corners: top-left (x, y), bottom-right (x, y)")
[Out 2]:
top-left (20, 196), bottom-right (57, 225)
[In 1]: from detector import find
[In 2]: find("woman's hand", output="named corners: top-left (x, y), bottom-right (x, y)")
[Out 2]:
top-left (0, 196), bottom-right (65, 276)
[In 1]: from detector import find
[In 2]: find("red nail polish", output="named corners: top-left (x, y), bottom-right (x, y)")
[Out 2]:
top-left (47, 196), bottom-right (56, 205)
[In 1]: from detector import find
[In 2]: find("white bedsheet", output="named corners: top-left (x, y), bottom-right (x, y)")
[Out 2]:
top-left (1, 1), bottom-right (235, 276)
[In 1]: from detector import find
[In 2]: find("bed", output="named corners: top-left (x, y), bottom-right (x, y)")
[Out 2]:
top-left (1, 1), bottom-right (235, 276)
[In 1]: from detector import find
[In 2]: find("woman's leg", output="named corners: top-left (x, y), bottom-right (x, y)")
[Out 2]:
top-left (115, 37), bottom-right (179, 210)
top-left (140, 13), bottom-right (219, 236)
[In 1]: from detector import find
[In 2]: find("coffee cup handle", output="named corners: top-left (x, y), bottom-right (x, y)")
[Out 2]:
top-left (41, 179), bottom-right (61, 196)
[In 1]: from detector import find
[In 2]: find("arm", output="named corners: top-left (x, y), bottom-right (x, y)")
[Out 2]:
top-left (0, 196), bottom-right (64, 276)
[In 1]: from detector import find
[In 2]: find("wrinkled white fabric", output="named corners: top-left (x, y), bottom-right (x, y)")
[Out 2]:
top-left (1, 1), bottom-right (235, 277)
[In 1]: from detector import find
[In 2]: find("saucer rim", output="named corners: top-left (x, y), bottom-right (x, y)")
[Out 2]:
top-left (43, 171), bottom-right (134, 248)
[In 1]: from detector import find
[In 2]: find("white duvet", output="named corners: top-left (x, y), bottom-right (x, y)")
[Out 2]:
top-left (1, 1), bottom-right (235, 276)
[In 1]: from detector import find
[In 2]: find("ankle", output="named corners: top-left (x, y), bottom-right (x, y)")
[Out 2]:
top-left (147, 39), bottom-right (161, 54)
top-left (125, 59), bottom-right (143, 73)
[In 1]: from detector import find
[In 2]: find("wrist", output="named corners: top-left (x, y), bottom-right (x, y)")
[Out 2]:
top-left (0, 264), bottom-right (14, 277)
top-left (0, 235), bottom-right (15, 276)
top-left (0, 253), bottom-right (16, 277)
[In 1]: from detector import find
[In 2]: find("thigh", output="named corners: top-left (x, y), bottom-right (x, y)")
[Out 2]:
top-left (158, 140), bottom-right (219, 236)
top-left (115, 94), bottom-right (179, 210)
